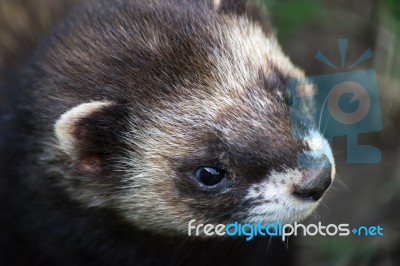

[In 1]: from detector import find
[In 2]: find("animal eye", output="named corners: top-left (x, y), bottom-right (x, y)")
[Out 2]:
top-left (194, 167), bottom-right (226, 186)
top-left (286, 89), bottom-right (294, 106)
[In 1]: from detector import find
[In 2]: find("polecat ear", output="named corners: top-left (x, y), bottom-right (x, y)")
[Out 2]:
top-left (212, 0), bottom-right (271, 33)
top-left (212, 0), bottom-right (257, 13)
top-left (211, 0), bottom-right (222, 10)
top-left (54, 101), bottom-right (129, 175)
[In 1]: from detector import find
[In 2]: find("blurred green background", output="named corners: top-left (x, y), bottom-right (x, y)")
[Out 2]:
top-left (261, 0), bottom-right (400, 41)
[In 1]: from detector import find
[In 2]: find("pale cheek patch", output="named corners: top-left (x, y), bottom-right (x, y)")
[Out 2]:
top-left (244, 169), bottom-right (316, 224)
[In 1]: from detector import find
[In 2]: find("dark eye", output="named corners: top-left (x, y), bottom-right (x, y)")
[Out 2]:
top-left (194, 167), bottom-right (226, 186)
top-left (286, 89), bottom-right (294, 106)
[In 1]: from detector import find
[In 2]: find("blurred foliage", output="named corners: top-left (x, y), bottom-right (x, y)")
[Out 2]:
top-left (319, 237), bottom-right (389, 266)
top-left (384, 0), bottom-right (400, 22)
top-left (259, 0), bottom-right (400, 40)
top-left (259, 0), bottom-right (324, 42)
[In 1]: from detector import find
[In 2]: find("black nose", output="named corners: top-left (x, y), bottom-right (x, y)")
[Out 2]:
top-left (293, 160), bottom-right (332, 201)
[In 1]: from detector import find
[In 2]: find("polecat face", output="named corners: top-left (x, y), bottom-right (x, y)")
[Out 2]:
top-left (31, 0), bottom-right (335, 235)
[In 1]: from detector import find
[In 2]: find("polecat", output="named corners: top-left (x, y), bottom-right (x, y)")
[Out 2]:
top-left (0, 0), bottom-right (335, 265)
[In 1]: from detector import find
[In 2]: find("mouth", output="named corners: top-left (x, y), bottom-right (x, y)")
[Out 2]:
top-left (243, 162), bottom-right (334, 224)
top-left (244, 202), bottom-right (317, 225)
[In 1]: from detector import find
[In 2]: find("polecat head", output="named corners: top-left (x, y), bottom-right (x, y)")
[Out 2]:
top-left (31, 0), bottom-right (335, 235)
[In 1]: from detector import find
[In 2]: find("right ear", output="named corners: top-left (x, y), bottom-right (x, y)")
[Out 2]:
top-left (54, 101), bottom-right (129, 175)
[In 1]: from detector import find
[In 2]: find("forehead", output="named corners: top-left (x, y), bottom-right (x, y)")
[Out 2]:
top-left (48, 1), bottom-right (305, 108)
top-left (122, 6), bottom-right (310, 162)
top-left (132, 8), bottom-right (305, 94)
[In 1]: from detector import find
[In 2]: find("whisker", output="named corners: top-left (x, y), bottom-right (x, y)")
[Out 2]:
top-left (318, 201), bottom-right (330, 212)
top-left (333, 150), bottom-right (347, 156)
top-left (333, 176), bottom-right (351, 192)
top-left (317, 92), bottom-right (330, 131)
top-left (321, 111), bottom-right (332, 137)
top-left (266, 235), bottom-right (274, 256)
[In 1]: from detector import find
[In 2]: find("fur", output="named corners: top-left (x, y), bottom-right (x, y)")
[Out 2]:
top-left (0, 0), bottom-right (335, 265)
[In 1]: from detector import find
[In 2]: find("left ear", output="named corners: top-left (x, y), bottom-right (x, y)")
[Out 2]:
top-left (211, 0), bottom-right (222, 10)
top-left (212, 0), bottom-right (272, 33)
top-left (213, 0), bottom-right (248, 12)
top-left (54, 101), bottom-right (129, 175)
top-left (212, 0), bottom-right (262, 16)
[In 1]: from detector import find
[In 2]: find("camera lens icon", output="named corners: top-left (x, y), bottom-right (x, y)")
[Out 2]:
top-left (327, 81), bottom-right (371, 125)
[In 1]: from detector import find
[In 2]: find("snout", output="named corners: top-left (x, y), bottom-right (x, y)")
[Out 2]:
top-left (292, 156), bottom-right (332, 201)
